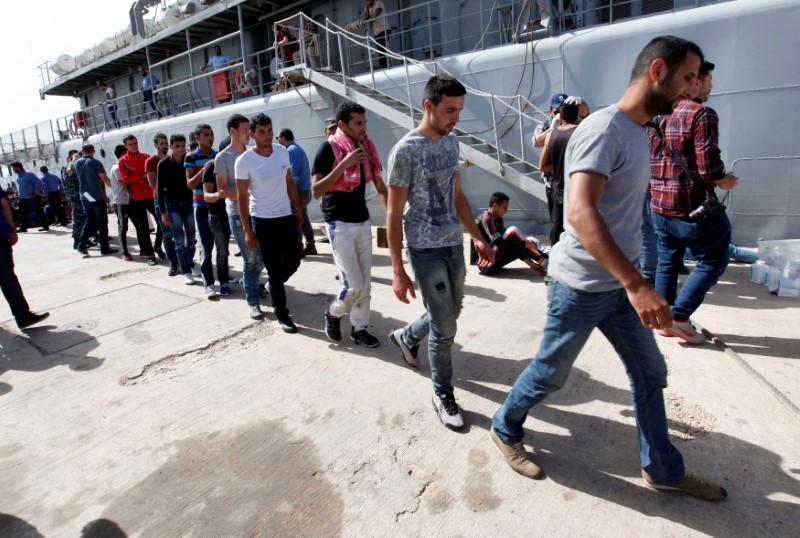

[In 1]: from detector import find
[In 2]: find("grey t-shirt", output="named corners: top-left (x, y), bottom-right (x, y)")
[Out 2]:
top-left (215, 145), bottom-right (243, 217)
top-left (387, 129), bottom-right (462, 248)
top-left (548, 105), bottom-right (650, 292)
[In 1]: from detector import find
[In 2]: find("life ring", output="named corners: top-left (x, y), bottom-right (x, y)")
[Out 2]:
top-left (234, 66), bottom-right (251, 95)
top-left (68, 118), bottom-right (78, 136)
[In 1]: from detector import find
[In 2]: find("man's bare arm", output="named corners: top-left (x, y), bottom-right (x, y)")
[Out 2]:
top-left (387, 185), bottom-right (415, 303)
top-left (454, 174), bottom-right (494, 266)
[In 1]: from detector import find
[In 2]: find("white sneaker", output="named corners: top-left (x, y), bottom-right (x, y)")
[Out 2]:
top-left (389, 328), bottom-right (419, 368)
top-left (249, 304), bottom-right (263, 320)
top-left (183, 274), bottom-right (195, 285)
top-left (659, 319), bottom-right (705, 345)
top-left (432, 393), bottom-right (464, 431)
top-left (191, 266), bottom-right (201, 277)
top-left (205, 285), bottom-right (218, 300)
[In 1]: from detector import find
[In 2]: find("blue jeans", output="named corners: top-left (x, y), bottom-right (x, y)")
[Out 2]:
top-left (79, 199), bottom-right (110, 252)
top-left (653, 212), bottom-right (731, 322)
top-left (166, 200), bottom-right (196, 275)
top-left (639, 192), bottom-right (658, 284)
top-left (729, 241), bottom-right (757, 264)
top-left (154, 198), bottom-right (178, 266)
top-left (229, 214), bottom-right (264, 306)
top-left (492, 280), bottom-right (685, 484)
top-left (195, 205), bottom-right (215, 286)
top-left (400, 245), bottom-right (465, 397)
top-left (297, 189), bottom-right (315, 247)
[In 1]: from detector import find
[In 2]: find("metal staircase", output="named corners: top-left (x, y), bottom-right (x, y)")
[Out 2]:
top-left (275, 13), bottom-right (550, 204)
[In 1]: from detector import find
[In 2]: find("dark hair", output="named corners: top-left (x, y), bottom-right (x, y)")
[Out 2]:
top-left (278, 128), bottom-right (294, 141)
top-left (113, 144), bottom-right (127, 159)
top-left (99, 82), bottom-right (107, 88)
top-left (194, 123), bottom-right (212, 136)
top-left (82, 144), bottom-right (95, 153)
top-left (249, 113), bottom-right (272, 131)
top-left (40, 166), bottom-right (48, 172)
top-left (170, 133), bottom-right (186, 145)
top-left (218, 136), bottom-right (231, 152)
top-left (227, 113), bottom-right (249, 132)
top-left (335, 102), bottom-right (365, 125)
top-left (68, 150), bottom-right (79, 157)
top-left (699, 60), bottom-right (715, 79)
top-left (629, 35), bottom-right (703, 82)
top-left (489, 191), bottom-right (509, 207)
top-left (560, 100), bottom-right (580, 123)
top-left (423, 74), bottom-right (467, 106)
top-left (11, 162), bottom-right (22, 169)
top-left (153, 132), bottom-right (167, 143)
top-left (122, 134), bottom-right (137, 144)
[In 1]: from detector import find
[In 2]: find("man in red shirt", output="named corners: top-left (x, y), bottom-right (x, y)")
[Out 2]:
top-left (119, 134), bottom-right (160, 265)
top-left (145, 133), bottom-right (179, 274)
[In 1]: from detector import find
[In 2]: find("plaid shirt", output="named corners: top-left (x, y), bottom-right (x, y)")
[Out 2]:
top-left (648, 100), bottom-right (725, 217)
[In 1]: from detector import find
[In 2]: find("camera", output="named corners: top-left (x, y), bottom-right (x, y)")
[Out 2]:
top-left (689, 196), bottom-right (725, 221)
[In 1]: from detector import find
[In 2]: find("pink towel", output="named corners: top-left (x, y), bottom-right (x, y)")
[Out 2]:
top-left (327, 129), bottom-right (382, 192)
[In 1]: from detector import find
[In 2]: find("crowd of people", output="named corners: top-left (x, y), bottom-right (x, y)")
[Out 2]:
top-left (3, 37), bottom-right (739, 501)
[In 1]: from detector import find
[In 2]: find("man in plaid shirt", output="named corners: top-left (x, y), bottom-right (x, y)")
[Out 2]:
top-left (649, 60), bottom-right (738, 345)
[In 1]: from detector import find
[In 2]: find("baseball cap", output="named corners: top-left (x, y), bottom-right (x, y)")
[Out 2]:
top-left (323, 118), bottom-right (337, 130)
top-left (550, 93), bottom-right (568, 108)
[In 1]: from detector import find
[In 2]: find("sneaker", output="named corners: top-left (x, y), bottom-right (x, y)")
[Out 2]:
top-left (183, 274), bottom-right (195, 285)
top-left (191, 266), bottom-right (201, 278)
top-left (351, 328), bottom-right (380, 348)
top-left (249, 304), bottom-right (264, 320)
top-left (324, 311), bottom-right (342, 342)
top-left (258, 282), bottom-right (268, 298)
top-left (277, 315), bottom-right (298, 334)
top-left (38, 227), bottom-right (49, 232)
top-left (642, 469), bottom-right (727, 501)
top-left (167, 265), bottom-right (179, 277)
top-left (102, 248), bottom-right (119, 256)
top-left (155, 247), bottom-right (167, 260)
top-left (431, 393), bottom-right (464, 431)
top-left (17, 311), bottom-right (50, 330)
top-left (122, 253), bottom-right (133, 261)
top-left (303, 245), bottom-right (318, 255)
top-left (489, 427), bottom-right (543, 479)
top-left (147, 255), bottom-right (157, 265)
top-left (205, 285), bottom-right (219, 300)
top-left (660, 319), bottom-right (705, 345)
top-left (77, 246), bottom-right (89, 256)
top-left (219, 283), bottom-right (231, 296)
top-left (389, 328), bottom-right (419, 368)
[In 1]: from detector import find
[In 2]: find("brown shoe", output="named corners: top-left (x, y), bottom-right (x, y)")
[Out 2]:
top-left (303, 245), bottom-right (318, 255)
top-left (489, 427), bottom-right (542, 479)
top-left (642, 470), bottom-right (727, 501)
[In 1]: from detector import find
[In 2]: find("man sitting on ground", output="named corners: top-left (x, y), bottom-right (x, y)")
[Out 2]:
top-left (473, 192), bottom-right (548, 276)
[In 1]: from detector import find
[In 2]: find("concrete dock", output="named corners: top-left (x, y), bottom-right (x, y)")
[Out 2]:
top-left (1, 227), bottom-right (798, 537)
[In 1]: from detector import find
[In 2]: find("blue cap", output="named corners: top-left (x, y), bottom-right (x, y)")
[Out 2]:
top-left (550, 93), bottom-right (568, 108)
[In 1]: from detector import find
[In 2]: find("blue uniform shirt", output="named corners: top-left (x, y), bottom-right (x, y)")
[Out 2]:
top-left (41, 172), bottom-right (63, 195)
top-left (17, 171), bottom-right (42, 199)
top-left (287, 141), bottom-right (311, 191)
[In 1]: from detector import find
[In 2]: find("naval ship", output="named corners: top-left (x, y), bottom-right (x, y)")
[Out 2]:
top-left (1, 0), bottom-right (797, 245)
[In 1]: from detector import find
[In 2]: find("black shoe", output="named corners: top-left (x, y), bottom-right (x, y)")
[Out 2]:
top-left (678, 264), bottom-right (691, 275)
top-left (16, 228), bottom-right (27, 233)
top-left (351, 328), bottom-right (380, 348)
top-left (102, 248), bottom-right (120, 255)
top-left (324, 311), bottom-right (342, 341)
top-left (167, 264), bottom-right (179, 277)
top-left (147, 255), bottom-right (157, 265)
top-left (38, 227), bottom-right (49, 231)
top-left (78, 246), bottom-right (89, 255)
top-left (277, 315), bottom-right (298, 334)
top-left (17, 312), bottom-right (50, 329)
top-left (155, 247), bottom-right (166, 260)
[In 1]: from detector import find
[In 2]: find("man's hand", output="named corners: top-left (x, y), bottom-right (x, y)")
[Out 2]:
top-left (714, 172), bottom-right (738, 191)
top-left (393, 271), bottom-right (416, 304)
top-left (9, 231), bottom-right (18, 247)
top-left (245, 229), bottom-right (258, 250)
top-left (294, 207), bottom-right (304, 226)
top-left (473, 238), bottom-right (495, 267)
top-left (161, 213), bottom-right (171, 227)
top-left (626, 284), bottom-right (673, 330)
top-left (341, 148), bottom-right (365, 169)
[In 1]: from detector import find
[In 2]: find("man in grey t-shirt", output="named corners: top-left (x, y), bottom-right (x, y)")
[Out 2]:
top-left (490, 37), bottom-right (727, 501)
top-left (387, 74), bottom-right (493, 431)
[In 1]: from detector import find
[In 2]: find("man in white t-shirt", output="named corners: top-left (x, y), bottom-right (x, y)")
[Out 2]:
top-left (235, 113), bottom-right (304, 333)
top-left (363, 0), bottom-right (389, 69)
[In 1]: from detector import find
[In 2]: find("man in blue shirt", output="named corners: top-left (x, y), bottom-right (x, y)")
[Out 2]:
top-left (138, 65), bottom-right (163, 118)
top-left (40, 166), bottom-right (68, 226)
top-left (11, 162), bottom-right (48, 233)
top-left (277, 128), bottom-right (315, 255)
top-left (71, 144), bottom-right (117, 256)
top-left (200, 46), bottom-right (232, 72)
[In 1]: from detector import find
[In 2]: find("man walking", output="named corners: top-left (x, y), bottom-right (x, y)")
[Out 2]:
top-left (235, 113), bottom-right (304, 333)
top-left (278, 128), bottom-right (316, 256)
top-left (649, 60), bottom-right (738, 345)
top-left (11, 163), bottom-right (48, 233)
top-left (490, 36), bottom-right (727, 501)
top-left (109, 144), bottom-right (137, 261)
top-left (72, 145), bottom-right (117, 256)
top-left (40, 166), bottom-right (68, 226)
top-left (387, 75), bottom-right (494, 430)
top-left (312, 102), bottom-right (387, 347)
top-left (186, 124), bottom-right (218, 297)
top-left (119, 135), bottom-right (160, 265)
top-left (145, 133), bottom-right (179, 274)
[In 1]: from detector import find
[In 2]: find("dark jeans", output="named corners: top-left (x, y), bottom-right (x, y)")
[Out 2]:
top-left (129, 198), bottom-right (162, 255)
top-left (209, 213), bottom-right (231, 285)
top-left (546, 186), bottom-right (564, 247)
top-left (47, 192), bottom-right (68, 225)
top-left (115, 203), bottom-right (133, 255)
top-left (68, 194), bottom-right (86, 244)
top-left (653, 212), bottom-right (731, 322)
top-left (154, 199), bottom-right (178, 266)
top-left (253, 214), bottom-right (300, 318)
top-left (17, 197), bottom-right (48, 231)
top-left (297, 189), bottom-right (315, 247)
top-left (0, 237), bottom-right (31, 322)
top-left (375, 30), bottom-right (389, 68)
top-left (195, 205), bottom-right (215, 286)
top-left (142, 89), bottom-right (162, 118)
top-left (107, 105), bottom-right (120, 129)
top-left (166, 200), bottom-right (196, 275)
top-left (79, 199), bottom-right (111, 252)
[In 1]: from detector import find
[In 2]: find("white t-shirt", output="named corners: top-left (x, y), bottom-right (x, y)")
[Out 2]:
top-left (109, 163), bottom-right (128, 205)
top-left (369, 1), bottom-right (387, 35)
top-left (234, 144), bottom-right (292, 219)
